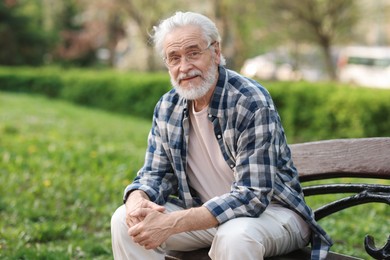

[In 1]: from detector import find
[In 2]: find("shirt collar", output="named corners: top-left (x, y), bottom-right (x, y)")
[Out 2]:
top-left (208, 65), bottom-right (228, 118)
top-left (179, 65), bottom-right (227, 119)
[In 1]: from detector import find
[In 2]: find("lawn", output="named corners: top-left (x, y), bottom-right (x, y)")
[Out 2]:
top-left (0, 92), bottom-right (150, 259)
top-left (0, 92), bottom-right (388, 259)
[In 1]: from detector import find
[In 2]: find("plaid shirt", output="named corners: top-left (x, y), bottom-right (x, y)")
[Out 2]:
top-left (124, 66), bottom-right (333, 259)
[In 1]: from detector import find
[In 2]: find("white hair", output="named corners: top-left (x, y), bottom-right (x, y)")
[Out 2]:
top-left (151, 11), bottom-right (226, 66)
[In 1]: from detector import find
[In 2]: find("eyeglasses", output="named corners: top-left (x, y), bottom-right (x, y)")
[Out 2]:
top-left (164, 41), bottom-right (216, 67)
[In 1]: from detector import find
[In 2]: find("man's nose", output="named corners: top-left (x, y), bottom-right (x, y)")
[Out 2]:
top-left (178, 56), bottom-right (194, 71)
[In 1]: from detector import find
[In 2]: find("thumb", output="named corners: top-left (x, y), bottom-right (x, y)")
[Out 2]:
top-left (151, 204), bottom-right (166, 212)
top-left (144, 201), bottom-right (165, 212)
top-left (128, 223), bottom-right (139, 237)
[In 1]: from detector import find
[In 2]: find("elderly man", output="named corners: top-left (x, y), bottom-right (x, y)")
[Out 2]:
top-left (111, 11), bottom-right (332, 260)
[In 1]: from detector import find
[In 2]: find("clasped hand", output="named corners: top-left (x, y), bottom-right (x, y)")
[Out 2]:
top-left (126, 195), bottom-right (173, 250)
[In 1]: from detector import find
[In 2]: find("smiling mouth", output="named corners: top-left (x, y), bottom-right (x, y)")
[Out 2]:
top-left (180, 75), bottom-right (199, 83)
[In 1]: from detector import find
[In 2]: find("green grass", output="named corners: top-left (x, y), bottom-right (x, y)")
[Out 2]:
top-left (0, 92), bottom-right (389, 259)
top-left (0, 92), bottom-right (150, 259)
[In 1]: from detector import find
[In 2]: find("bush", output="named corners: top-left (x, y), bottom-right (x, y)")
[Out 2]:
top-left (265, 81), bottom-right (390, 142)
top-left (0, 67), bottom-right (63, 97)
top-left (0, 66), bottom-right (389, 142)
top-left (60, 69), bottom-right (171, 118)
top-left (0, 2), bottom-right (53, 66)
top-left (0, 67), bottom-right (171, 119)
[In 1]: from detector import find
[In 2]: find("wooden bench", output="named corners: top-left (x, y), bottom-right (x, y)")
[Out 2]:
top-left (165, 137), bottom-right (390, 260)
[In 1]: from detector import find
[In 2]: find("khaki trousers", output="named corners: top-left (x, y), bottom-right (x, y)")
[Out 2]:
top-left (111, 202), bottom-right (310, 260)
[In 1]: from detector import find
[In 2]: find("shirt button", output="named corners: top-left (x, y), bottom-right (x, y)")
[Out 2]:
top-left (208, 114), bottom-right (212, 117)
top-left (217, 135), bottom-right (222, 139)
top-left (230, 164), bottom-right (234, 168)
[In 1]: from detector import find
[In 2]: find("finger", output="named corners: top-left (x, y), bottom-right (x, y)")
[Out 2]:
top-left (129, 229), bottom-right (148, 247)
top-left (149, 204), bottom-right (165, 212)
top-left (133, 235), bottom-right (156, 249)
top-left (144, 243), bottom-right (158, 250)
top-left (126, 214), bottom-right (141, 227)
top-left (139, 200), bottom-right (165, 211)
top-left (128, 225), bottom-right (137, 237)
top-left (132, 234), bottom-right (144, 245)
top-left (126, 218), bottom-right (139, 228)
top-left (130, 208), bottom-right (153, 218)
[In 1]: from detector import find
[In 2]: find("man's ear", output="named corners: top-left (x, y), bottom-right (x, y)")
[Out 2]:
top-left (213, 42), bottom-right (221, 64)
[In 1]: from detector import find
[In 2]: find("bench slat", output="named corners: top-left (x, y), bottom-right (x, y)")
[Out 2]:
top-left (290, 138), bottom-right (390, 181)
top-left (166, 247), bottom-right (364, 260)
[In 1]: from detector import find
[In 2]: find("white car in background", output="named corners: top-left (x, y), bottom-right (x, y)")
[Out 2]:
top-left (337, 46), bottom-right (390, 88)
top-left (240, 52), bottom-right (301, 81)
top-left (240, 50), bottom-right (325, 82)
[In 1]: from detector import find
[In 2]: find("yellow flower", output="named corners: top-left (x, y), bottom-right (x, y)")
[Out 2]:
top-left (90, 151), bottom-right (97, 158)
top-left (28, 145), bottom-right (37, 154)
top-left (43, 179), bottom-right (51, 187)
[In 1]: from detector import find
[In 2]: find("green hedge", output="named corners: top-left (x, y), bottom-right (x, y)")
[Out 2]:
top-left (0, 67), bottom-right (171, 119)
top-left (1, 66), bottom-right (389, 142)
top-left (0, 67), bottom-right (64, 97)
top-left (267, 81), bottom-right (390, 142)
top-left (60, 70), bottom-right (170, 117)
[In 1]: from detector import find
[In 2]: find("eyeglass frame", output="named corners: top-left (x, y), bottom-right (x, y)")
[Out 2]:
top-left (163, 41), bottom-right (217, 68)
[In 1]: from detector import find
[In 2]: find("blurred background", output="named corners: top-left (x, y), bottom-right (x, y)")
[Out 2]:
top-left (1, 1), bottom-right (390, 259)
top-left (1, 0), bottom-right (390, 87)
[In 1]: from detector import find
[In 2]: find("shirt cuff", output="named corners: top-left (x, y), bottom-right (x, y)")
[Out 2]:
top-left (123, 183), bottom-right (158, 204)
top-left (203, 196), bottom-right (237, 224)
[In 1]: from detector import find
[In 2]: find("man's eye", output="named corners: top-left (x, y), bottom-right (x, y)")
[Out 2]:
top-left (187, 51), bottom-right (201, 58)
top-left (169, 56), bottom-right (181, 63)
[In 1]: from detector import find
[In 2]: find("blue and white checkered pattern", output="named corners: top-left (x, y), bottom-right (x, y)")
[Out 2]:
top-left (124, 66), bottom-right (333, 259)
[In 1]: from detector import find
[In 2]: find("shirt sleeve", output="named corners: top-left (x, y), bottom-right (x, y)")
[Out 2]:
top-left (204, 107), bottom-right (280, 223)
top-left (123, 101), bottom-right (178, 204)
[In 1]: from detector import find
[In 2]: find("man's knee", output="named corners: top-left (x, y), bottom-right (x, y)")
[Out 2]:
top-left (111, 205), bottom-right (127, 235)
top-left (211, 220), bottom-right (266, 257)
top-left (216, 221), bottom-right (265, 245)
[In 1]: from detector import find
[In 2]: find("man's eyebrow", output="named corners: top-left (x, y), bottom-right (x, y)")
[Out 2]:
top-left (166, 44), bottom-right (201, 56)
top-left (184, 44), bottom-right (201, 50)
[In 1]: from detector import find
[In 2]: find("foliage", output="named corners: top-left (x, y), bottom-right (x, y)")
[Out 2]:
top-left (61, 69), bottom-right (171, 116)
top-left (0, 66), bottom-right (64, 97)
top-left (0, 0), bottom-right (372, 71)
top-left (266, 81), bottom-right (390, 142)
top-left (264, 0), bottom-right (360, 80)
top-left (0, 66), bottom-right (171, 119)
top-left (1, 67), bottom-right (390, 143)
top-left (1, 92), bottom-right (388, 259)
top-left (115, 0), bottom-right (190, 71)
top-left (53, 0), bottom-right (108, 67)
top-left (0, 1), bottom-right (53, 66)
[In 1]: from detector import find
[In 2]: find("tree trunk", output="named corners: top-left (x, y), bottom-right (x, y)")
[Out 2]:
top-left (319, 36), bottom-right (337, 81)
top-left (146, 44), bottom-right (159, 71)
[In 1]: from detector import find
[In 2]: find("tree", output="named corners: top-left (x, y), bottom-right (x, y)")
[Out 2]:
top-left (53, 0), bottom-right (103, 66)
top-left (0, 0), bottom-right (53, 65)
top-left (115, 0), bottom-right (190, 71)
top-left (265, 0), bottom-right (360, 80)
top-left (67, 0), bottom-right (127, 67)
top-left (212, 0), bottom-right (268, 70)
top-left (113, 0), bottom-right (264, 71)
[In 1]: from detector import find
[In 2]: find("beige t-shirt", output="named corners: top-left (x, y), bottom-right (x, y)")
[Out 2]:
top-left (187, 103), bottom-right (235, 203)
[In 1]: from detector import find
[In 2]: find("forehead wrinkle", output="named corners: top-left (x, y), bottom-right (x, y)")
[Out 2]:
top-left (164, 25), bottom-right (205, 56)
top-left (166, 44), bottom-right (202, 57)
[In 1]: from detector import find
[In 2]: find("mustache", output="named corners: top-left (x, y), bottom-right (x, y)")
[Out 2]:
top-left (177, 70), bottom-right (202, 81)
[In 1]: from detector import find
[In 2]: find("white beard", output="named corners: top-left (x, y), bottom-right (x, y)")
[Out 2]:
top-left (171, 64), bottom-right (218, 100)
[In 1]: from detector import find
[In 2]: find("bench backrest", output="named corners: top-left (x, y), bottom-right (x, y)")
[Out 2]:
top-left (290, 137), bottom-right (390, 182)
top-left (290, 138), bottom-right (390, 260)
